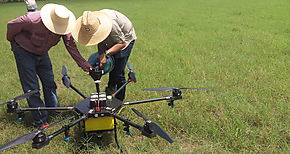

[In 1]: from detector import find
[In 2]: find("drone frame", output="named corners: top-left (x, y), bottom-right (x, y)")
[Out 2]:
top-left (0, 63), bottom-right (209, 152)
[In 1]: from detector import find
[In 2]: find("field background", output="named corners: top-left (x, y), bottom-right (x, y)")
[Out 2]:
top-left (0, 0), bottom-right (289, 153)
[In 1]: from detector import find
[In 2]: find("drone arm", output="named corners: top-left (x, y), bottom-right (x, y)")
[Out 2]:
top-left (47, 115), bottom-right (87, 140)
top-left (112, 81), bottom-right (130, 97)
top-left (112, 69), bottom-right (136, 97)
top-left (70, 84), bottom-right (87, 99)
top-left (113, 114), bottom-right (160, 139)
top-left (112, 114), bottom-right (142, 130)
top-left (17, 107), bottom-right (75, 112)
top-left (123, 89), bottom-right (183, 107)
top-left (123, 96), bottom-right (172, 106)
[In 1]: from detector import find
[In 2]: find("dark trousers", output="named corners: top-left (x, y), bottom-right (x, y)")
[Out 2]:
top-left (12, 43), bottom-right (58, 125)
top-left (108, 41), bottom-right (135, 101)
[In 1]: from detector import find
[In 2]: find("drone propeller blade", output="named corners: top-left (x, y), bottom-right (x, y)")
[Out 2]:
top-left (143, 87), bottom-right (173, 92)
top-left (0, 130), bottom-right (40, 152)
top-left (0, 90), bottom-right (39, 106)
top-left (61, 66), bottom-right (71, 88)
top-left (13, 90), bottom-right (39, 101)
top-left (179, 87), bottom-right (212, 90)
top-left (149, 122), bottom-right (174, 143)
top-left (62, 76), bottom-right (71, 88)
top-left (127, 62), bottom-right (134, 71)
top-left (0, 102), bottom-right (10, 107)
top-left (126, 62), bottom-right (137, 82)
top-left (131, 108), bottom-right (173, 143)
top-left (62, 65), bottom-right (68, 76)
top-left (131, 108), bottom-right (149, 121)
top-left (143, 87), bottom-right (212, 92)
top-left (0, 116), bottom-right (74, 152)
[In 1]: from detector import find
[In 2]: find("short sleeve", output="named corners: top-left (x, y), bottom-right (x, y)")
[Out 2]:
top-left (110, 21), bottom-right (125, 44)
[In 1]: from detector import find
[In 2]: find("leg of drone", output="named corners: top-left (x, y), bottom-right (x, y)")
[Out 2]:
top-left (113, 117), bottom-right (123, 153)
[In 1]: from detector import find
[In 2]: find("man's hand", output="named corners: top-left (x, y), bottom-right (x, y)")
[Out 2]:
top-left (99, 53), bottom-right (107, 67)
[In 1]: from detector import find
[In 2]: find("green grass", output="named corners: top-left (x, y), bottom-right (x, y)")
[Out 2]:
top-left (0, 0), bottom-right (289, 153)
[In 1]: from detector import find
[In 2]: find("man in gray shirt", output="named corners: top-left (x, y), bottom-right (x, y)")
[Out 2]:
top-left (72, 9), bottom-right (137, 101)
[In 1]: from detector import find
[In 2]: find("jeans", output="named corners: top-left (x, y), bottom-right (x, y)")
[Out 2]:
top-left (12, 43), bottom-right (58, 125)
top-left (108, 41), bottom-right (135, 101)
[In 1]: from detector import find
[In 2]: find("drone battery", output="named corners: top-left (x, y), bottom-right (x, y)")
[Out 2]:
top-left (90, 92), bottom-right (107, 108)
top-left (84, 117), bottom-right (115, 131)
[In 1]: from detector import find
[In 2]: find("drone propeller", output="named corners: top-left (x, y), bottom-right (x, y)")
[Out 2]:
top-left (0, 116), bottom-right (74, 152)
top-left (61, 65), bottom-right (71, 88)
top-left (127, 62), bottom-right (136, 82)
top-left (143, 87), bottom-right (212, 92)
top-left (61, 65), bottom-right (68, 76)
top-left (127, 62), bottom-right (134, 72)
top-left (131, 108), bottom-right (173, 143)
top-left (13, 90), bottom-right (39, 101)
top-left (0, 90), bottom-right (39, 106)
top-left (0, 130), bottom-right (42, 151)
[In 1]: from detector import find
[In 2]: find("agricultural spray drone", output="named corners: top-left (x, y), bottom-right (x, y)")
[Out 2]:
top-left (0, 61), bottom-right (211, 152)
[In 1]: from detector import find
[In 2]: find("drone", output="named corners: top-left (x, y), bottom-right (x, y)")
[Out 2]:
top-left (0, 61), bottom-right (211, 152)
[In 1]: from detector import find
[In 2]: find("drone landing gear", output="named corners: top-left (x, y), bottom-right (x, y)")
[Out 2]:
top-left (114, 118), bottom-right (123, 153)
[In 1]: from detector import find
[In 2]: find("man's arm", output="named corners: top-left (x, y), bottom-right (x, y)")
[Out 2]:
top-left (105, 42), bottom-right (126, 55)
top-left (62, 34), bottom-right (92, 72)
top-left (7, 14), bottom-right (30, 42)
top-left (97, 23), bottom-right (127, 67)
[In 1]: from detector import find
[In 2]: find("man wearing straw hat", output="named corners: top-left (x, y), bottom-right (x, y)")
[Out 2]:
top-left (72, 9), bottom-right (137, 101)
top-left (6, 3), bottom-right (92, 128)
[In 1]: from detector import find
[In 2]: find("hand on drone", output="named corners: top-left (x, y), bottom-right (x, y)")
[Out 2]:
top-left (98, 52), bottom-right (107, 67)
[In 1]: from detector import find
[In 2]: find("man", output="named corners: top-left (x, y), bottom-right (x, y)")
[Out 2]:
top-left (72, 9), bottom-right (137, 101)
top-left (7, 3), bottom-right (92, 128)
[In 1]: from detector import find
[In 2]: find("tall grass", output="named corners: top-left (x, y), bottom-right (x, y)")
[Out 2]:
top-left (0, 0), bottom-right (289, 153)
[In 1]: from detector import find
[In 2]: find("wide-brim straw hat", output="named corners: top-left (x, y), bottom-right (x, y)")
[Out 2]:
top-left (40, 3), bottom-right (76, 35)
top-left (71, 11), bottom-right (112, 46)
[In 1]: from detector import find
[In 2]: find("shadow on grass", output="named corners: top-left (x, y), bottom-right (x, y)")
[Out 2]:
top-left (70, 129), bottom-right (120, 153)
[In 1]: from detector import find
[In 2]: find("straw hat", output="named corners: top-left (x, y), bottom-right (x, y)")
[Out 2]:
top-left (71, 11), bottom-right (113, 46)
top-left (40, 4), bottom-right (76, 35)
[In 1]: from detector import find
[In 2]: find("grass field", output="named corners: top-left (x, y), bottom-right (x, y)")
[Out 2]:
top-left (0, 0), bottom-right (289, 153)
